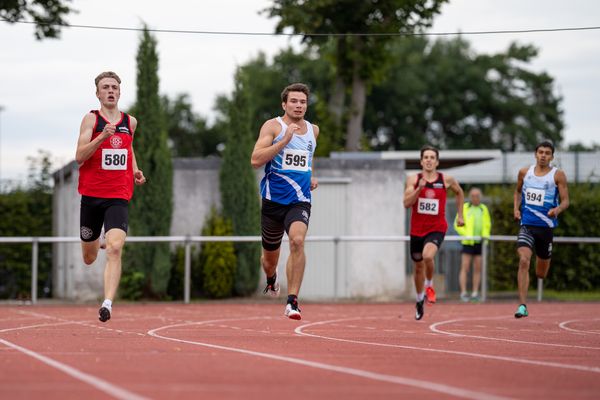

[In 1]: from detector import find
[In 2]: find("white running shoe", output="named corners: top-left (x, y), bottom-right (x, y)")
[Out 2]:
top-left (262, 273), bottom-right (280, 297)
top-left (284, 303), bottom-right (301, 320)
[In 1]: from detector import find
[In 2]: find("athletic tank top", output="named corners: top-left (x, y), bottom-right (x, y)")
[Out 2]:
top-left (521, 165), bottom-right (559, 228)
top-left (260, 117), bottom-right (316, 205)
top-left (78, 110), bottom-right (134, 201)
top-left (410, 172), bottom-right (448, 236)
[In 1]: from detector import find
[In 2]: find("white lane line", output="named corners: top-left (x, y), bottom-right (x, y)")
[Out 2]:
top-left (0, 321), bottom-right (74, 333)
top-left (295, 317), bottom-right (600, 374)
top-left (148, 317), bottom-right (511, 400)
top-left (430, 316), bottom-right (600, 350)
top-left (16, 310), bottom-right (146, 337)
top-left (0, 337), bottom-right (149, 400)
top-left (559, 319), bottom-right (600, 335)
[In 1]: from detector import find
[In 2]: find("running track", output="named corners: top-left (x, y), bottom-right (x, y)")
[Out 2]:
top-left (1, 302), bottom-right (599, 399)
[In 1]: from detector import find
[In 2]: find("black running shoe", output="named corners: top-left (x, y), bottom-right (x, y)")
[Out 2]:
top-left (415, 299), bottom-right (425, 321)
top-left (262, 273), bottom-right (280, 297)
top-left (98, 306), bottom-right (111, 322)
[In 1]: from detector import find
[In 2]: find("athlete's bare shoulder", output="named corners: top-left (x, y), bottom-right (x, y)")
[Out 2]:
top-left (312, 123), bottom-right (320, 139)
top-left (129, 115), bottom-right (138, 133)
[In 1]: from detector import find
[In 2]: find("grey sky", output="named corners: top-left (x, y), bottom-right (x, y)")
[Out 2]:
top-left (1, 0), bottom-right (599, 183)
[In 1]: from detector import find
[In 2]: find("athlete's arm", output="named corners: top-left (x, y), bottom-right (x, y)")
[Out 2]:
top-left (403, 174), bottom-right (424, 208)
top-left (446, 174), bottom-right (465, 227)
top-left (513, 167), bottom-right (527, 221)
top-left (129, 117), bottom-right (146, 186)
top-left (75, 113), bottom-right (114, 164)
top-left (250, 119), bottom-right (297, 168)
top-left (310, 124), bottom-right (319, 191)
top-left (548, 169), bottom-right (569, 217)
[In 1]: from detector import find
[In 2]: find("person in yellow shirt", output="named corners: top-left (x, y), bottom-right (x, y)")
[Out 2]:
top-left (454, 187), bottom-right (491, 302)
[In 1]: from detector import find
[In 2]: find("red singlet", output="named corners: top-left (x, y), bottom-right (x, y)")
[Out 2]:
top-left (410, 172), bottom-right (448, 236)
top-left (78, 110), bottom-right (134, 201)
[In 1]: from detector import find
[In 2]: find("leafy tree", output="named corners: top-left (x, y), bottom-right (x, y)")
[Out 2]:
top-left (124, 27), bottom-right (173, 298)
top-left (0, 0), bottom-right (75, 39)
top-left (566, 142), bottom-right (600, 151)
top-left (219, 70), bottom-right (261, 296)
top-left (0, 150), bottom-right (53, 299)
top-left (364, 37), bottom-right (564, 151)
top-left (266, 0), bottom-right (448, 151)
top-left (162, 94), bottom-right (225, 157)
top-left (213, 48), bottom-right (335, 155)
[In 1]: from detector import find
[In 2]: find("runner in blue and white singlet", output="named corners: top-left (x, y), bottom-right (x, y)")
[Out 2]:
top-left (260, 116), bottom-right (316, 205)
top-left (520, 165), bottom-right (559, 228)
top-left (513, 141), bottom-right (569, 319)
top-left (251, 83), bottom-right (320, 321)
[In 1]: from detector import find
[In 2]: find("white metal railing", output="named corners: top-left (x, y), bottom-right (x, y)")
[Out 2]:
top-left (1, 235), bottom-right (599, 304)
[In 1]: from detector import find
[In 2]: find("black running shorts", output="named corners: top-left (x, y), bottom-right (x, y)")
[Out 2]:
top-left (261, 198), bottom-right (311, 251)
top-left (517, 225), bottom-right (554, 259)
top-left (80, 195), bottom-right (129, 242)
top-left (410, 231), bottom-right (445, 262)
top-left (461, 243), bottom-right (483, 255)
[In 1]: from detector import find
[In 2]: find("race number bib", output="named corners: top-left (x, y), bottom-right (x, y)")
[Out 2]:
top-left (524, 187), bottom-right (545, 206)
top-left (102, 148), bottom-right (128, 170)
top-left (417, 198), bottom-right (439, 215)
top-left (282, 149), bottom-right (309, 172)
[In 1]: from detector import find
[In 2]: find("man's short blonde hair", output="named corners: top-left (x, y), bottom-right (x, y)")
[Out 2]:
top-left (94, 71), bottom-right (121, 88)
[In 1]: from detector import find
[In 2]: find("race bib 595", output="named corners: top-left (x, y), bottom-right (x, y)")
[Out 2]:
top-left (282, 149), bottom-right (309, 172)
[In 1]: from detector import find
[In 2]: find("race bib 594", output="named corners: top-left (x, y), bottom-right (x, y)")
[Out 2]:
top-left (524, 187), bottom-right (545, 206)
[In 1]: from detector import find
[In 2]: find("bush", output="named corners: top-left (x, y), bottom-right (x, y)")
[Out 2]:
top-left (199, 208), bottom-right (237, 298)
top-left (485, 183), bottom-right (600, 291)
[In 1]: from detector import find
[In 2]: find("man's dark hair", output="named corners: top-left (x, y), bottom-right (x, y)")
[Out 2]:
top-left (281, 83), bottom-right (310, 103)
top-left (535, 140), bottom-right (555, 155)
top-left (420, 145), bottom-right (439, 160)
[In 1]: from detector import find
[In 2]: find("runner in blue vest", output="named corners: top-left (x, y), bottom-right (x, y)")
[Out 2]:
top-left (513, 141), bottom-right (569, 318)
top-left (251, 83), bottom-right (319, 320)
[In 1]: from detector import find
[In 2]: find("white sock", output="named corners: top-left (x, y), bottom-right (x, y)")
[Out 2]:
top-left (416, 292), bottom-right (425, 302)
top-left (425, 279), bottom-right (433, 288)
top-left (471, 291), bottom-right (479, 297)
top-left (102, 299), bottom-right (112, 310)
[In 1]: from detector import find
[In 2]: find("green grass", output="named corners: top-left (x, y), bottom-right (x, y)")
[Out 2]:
top-left (539, 290), bottom-right (600, 301)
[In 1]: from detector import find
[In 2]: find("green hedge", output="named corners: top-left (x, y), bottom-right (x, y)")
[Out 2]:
top-left (486, 183), bottom-right (600, 291)
top-left (199, 208), bottom-right (237, 298)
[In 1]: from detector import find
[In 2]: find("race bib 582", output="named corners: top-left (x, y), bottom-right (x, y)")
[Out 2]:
top-left (417, 198), bottom-right (439, 215)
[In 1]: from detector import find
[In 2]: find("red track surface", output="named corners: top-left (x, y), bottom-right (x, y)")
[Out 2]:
top-left (1, 302), bottom-right (599, 399)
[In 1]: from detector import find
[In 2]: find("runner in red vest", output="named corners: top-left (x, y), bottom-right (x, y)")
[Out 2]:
top-left (76, 71), bottom-right (146, 322)
top-left (404, 145), bottom-right (464, 320)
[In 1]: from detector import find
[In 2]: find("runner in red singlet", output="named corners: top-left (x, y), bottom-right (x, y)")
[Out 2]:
top-left (75, 71), bottom-right (146, 322)
top-left (403, 145), bottom-right (464, 320)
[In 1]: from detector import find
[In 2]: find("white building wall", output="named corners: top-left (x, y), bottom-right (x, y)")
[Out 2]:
top-left (53, 157), bottom-right (407, 301)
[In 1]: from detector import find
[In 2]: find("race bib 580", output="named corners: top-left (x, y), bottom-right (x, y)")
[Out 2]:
top-left (102, 148), bottom-right (128, 170)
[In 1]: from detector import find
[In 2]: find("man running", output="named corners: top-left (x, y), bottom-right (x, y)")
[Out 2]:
top-left (76, 71), bottom-right (146, 322)
top-left (251, 83), bottom-right (319, 320)
top-left (404, 145), bottom-right (464, 320)
top-left (513, 141), bottom-right (569, 318)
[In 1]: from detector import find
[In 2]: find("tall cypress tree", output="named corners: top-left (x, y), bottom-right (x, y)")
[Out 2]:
top-left (220, 71), bottom-right (261, 296)
top-left (126, 27), bottom-right (173, 297)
